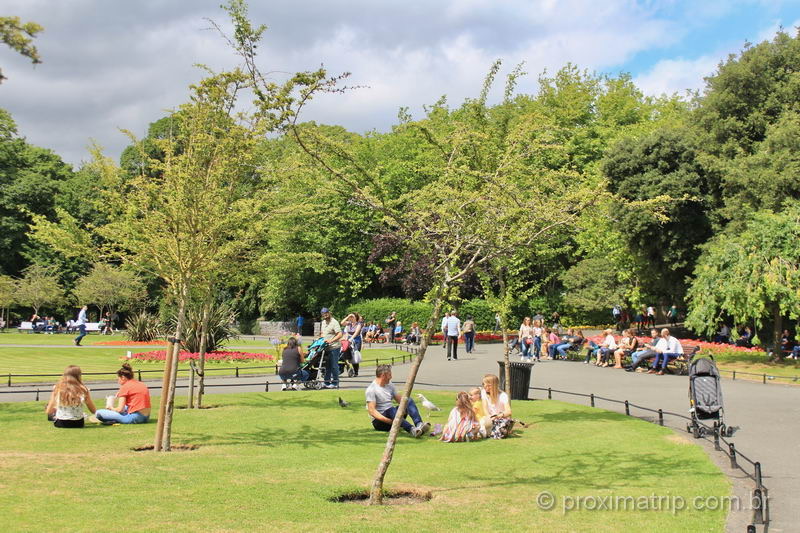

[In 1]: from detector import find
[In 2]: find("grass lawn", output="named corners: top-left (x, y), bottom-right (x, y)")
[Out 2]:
top-left (0, 391), bottom-right (728, 532)
top-left (710, 351), bottom-right (800, 383)
top-left (0, 346), bottom-right (409, 385)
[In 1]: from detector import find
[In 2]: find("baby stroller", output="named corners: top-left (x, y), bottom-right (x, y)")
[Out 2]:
top-left (299, 338), bottom-right (328, 390)
top-left (338, 339), bottom-right (357, 378)
top-left (686, 354), bottom-right (733, 438)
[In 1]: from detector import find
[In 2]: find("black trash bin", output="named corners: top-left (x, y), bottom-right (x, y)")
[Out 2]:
top-left (497, 360), bottom-right (534, 400)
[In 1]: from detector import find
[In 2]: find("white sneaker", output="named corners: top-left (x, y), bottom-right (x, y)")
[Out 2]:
top-left (291, 384), bottom-right (298, 390)
top-left (409, 426), bottom-right (422, 437)
top-left (417, 422), bottom-right (431, 436)
top-left (281, 384), bottom-right (287, 391)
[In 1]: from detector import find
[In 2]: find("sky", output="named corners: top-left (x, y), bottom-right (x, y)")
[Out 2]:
top-left (2, 0), bottom-right (800, 167)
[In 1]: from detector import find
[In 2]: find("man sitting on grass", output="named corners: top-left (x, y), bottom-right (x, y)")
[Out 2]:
top-left (366, 364), bottom-right (430, 437)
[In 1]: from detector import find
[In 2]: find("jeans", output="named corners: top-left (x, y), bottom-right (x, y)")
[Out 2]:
top-left (533, 336), bottom-right (542, 360)
top-left (556, 343), bottom-right (572, 358)
top-left (279, 369), bottom-right (309, 383)
top-left (324, 347), bottom-right (341, 386)
top-left (95, 407), bottom-right (149, 424)
top-left (371, 398), bottom-right (423, 433)
top-left (447, 335), bottom-right (458, 359)
top-left (464, 331), bottom-right (475, 353)
top-left (520, 338), bottom-right (531, 358)
top-left (652, 352), bottom-right (680, 370)
top-left (74, 324), bottom-right (87, 345)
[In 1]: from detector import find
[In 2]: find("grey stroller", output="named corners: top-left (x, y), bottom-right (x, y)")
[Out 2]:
top-left (686, 354), bottom-right (733, 438)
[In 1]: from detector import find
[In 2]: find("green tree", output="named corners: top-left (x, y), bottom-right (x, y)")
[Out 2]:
top-left (686, 203), bottom-right (800, 350)
top-left (14, 264), bottom-right (64, 316)
top-left (0, 16), bottom-right (42, 83)
top-left (0, 273), bottom-right (14, 328)
top-left (72, 263), bottom-right (145, 317)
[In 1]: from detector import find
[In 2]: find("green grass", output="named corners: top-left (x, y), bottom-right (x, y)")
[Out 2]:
top-left (706, 350), bottom-right (800, 383)
top-left (0, 392), bottom-right (728, 532)
top-left (0, 346), bottom-right (408, 385)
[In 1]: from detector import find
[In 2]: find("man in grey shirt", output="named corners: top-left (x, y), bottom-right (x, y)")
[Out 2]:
top-left (366, 364), bottom-right (430, 437)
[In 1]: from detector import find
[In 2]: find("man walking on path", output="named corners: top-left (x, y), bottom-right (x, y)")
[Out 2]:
top-left (445, 310), bottom-right (461, 361)
top-left (366, 364), bottom-right (430, 437)
top-left (295, 314), bottom-right (304, 335)
top-left (320, 308), bottom-right (342, 388)
top-left (73, 305), bottom-right (88, 346)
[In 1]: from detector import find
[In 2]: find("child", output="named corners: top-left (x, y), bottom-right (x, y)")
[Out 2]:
top-left (440, 391), bottom-right (481, 442)
top-left (470, 387), bottom-right (488, 438)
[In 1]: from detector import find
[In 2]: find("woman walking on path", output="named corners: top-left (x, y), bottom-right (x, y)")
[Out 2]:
top-left (463, 315), bottom-right (476, 354)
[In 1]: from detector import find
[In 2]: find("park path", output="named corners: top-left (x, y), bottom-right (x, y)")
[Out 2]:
top-left (2, 341), bottom-right (795, 532)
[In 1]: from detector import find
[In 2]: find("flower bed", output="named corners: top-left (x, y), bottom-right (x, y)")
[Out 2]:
top-left (127, 350), bottom-right (274, 363)
top-left (96, 340), bottom-right (168, 346)
top-left (583, 334), bottom-right (767, 355)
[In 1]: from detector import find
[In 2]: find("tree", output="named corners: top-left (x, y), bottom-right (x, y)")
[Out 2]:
top-left (72, 263), bottom-right (145, 317)
top-left (0, 273), bottom-right (14, 327)
top-left (0, 16), bottom-right (43, 83)
top-left (14, 264), bottom-right (64, 316)
top-left (685, 203), bottom-right (800, 350)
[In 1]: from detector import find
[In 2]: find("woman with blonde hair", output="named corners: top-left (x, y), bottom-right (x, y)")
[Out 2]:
top-left (480, 374), bottom-right (513, 439)
top-left (518, 317), bottom-right (534, 362)
top-left (45, 365), bottom-right (97, 428)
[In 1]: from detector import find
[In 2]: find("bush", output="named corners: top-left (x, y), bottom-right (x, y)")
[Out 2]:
top-left (176, 303), bottom-right (240, 353)
top-left (460, 299), bottom-right (495, 330)
top-left (125, 312), bottom-right (164, 342)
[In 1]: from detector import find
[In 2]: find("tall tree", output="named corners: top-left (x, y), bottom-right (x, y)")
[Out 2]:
top-left (686, 203), bottom-right (800, 350)
top-left (72, 263), bottom-right (145, 318)
top-left (14, 264), bottom-right (64, 317)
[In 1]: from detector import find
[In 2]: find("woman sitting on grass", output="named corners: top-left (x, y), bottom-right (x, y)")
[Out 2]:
top-left (45, 365), bottom-right (97, 428)
top-left (440, 391), bottom-right (481, 442)
top-left (93, 363), bottom-right (151, 425)
top-left (481, 374), bottom-right (513, 439)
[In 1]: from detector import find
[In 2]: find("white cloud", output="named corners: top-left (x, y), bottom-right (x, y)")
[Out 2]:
top-left (633, 54), bottom-right (721, 97)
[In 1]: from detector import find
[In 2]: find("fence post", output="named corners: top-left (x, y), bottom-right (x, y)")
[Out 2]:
top-left (754, 462), bottom-right (763, 489)
top-left (35, 389), bottom-right (40, 401)
top-left (548, 387), bottom-right (552, 400)
top-left (728, 442), bottom-right (737, 468)
top-left (752, 487), bottom-right (764, 524)
top-left (138, 369), bottom-right (142, 381)
top-left (391, 357), bottom-right (395, 365)
top-left (265, 381), bottom-right (269, 392)
top-left (732, 370), bottom-right (736, 380)
top-left (762, 373), bottom-right (766, 384)
top-left (657, 409), bottom-right (664, 426)
top-left (7, 373), bottom-right (10, 387)
top-left (375, 359), bottom-right (378, 367)
top-left (235, 366), bottom-right (239, 378)
top-left (590, 393), bottom-right (595, 407)
top-left (624, 400), bottom-right (630, 416)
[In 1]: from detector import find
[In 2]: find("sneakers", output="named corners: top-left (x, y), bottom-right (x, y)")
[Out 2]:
top-left (324, 384), bottom-right (337, 389)
top-left (417, 422), bottom-right (431, 436)
top-left (409, 426), bottom-right (422, 437)
top-left (290, 383), bottom-right (298, 390)
top-left (88, 415), bottom-right (100, 424)
top-left (281, 384), bottom-right (287, 391)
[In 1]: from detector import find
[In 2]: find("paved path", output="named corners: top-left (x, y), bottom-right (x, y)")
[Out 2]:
top-left (2, 342), bottom-right (795, 532)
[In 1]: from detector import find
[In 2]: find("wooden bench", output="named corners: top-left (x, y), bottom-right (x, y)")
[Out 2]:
top-left (666, 344), bottom-right (700, 375)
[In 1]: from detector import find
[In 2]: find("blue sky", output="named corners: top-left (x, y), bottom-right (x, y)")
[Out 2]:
top-left (2, 0), bottom-right (800, 166)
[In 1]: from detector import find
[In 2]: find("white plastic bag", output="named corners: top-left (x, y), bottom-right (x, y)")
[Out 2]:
top-left (352, 349), bottom-right (362, 364)
top-left (105, 395), bottom-right (115, 409)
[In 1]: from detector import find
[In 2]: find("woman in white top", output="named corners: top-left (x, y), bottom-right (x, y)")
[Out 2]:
top-left (518, 317), bottom-right (534, 362)
top-left (45, 365), bottom-right (97, 428)
top-left (596, 329), bottom-right (618, 367)
top-left (480, 374), bottom-right (513, 439)
top-left (532, 319), bottom-right (544, 361)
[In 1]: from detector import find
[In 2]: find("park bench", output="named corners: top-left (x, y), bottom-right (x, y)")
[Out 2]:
top-left (85, 322), bottom-right (101, 333)
top-left (18, 321), bottom-right (34, 333)
top-left (666, 344), bottom-right (700, 375)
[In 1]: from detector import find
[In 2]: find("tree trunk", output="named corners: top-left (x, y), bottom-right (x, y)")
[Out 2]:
top-left (368, 285), bottom-right (445, 505)
top-left (195, 301), bottom-right (210, 408)
top-left (153, 336), bottom-right (175, 451)
top-left (772, 303), bottom-right (783, 360)
top-left (498, 276), bottom-right (511, 396)
top-left (160, 293), bottom-right (187, 451)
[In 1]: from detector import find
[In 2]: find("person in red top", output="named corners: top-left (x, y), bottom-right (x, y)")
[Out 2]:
top-left (94, 363), bottom-right (151, 425)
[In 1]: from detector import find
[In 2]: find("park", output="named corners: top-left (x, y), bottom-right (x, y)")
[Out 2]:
top-left (2, 1), bottom-right (800, 532)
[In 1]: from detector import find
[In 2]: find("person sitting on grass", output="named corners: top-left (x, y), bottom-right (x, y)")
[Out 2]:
top-left (440, 391), bottom-right (482, 442)
top-left (278, 336), bottom-right (308, 390)
top-left (481, 374), bottom-right (513, 439)
top-left (365, 364), bottom-right (430, 438)
top-left (649, 328), bottom-right (684, 375)
top-left (45, 365), bottom-right (97, 428)
top-left (93, 363), bottom-right (151, 424)
top-left (469, 387), bottom-right (488, 438)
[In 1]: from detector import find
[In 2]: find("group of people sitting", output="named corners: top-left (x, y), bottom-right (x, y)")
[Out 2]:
top-left (45, 363), bottom-right (151, 428)
top-left (584, 328), bottom-right (685, 374)
top-left (511, 319), bottom-right (586, 362)
top-left (366, 365), bottom-right (514, 442)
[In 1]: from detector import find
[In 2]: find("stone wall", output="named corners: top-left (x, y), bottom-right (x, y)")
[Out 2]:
top-left (257, 321), bottom-right (320, 337)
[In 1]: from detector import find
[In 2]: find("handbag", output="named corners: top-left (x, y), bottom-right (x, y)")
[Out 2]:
top-left (352, 349), bottom-right (362, 364)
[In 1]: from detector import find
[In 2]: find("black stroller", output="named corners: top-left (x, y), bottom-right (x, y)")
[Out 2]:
top-left (686, 354), bottom-right (733, 438)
